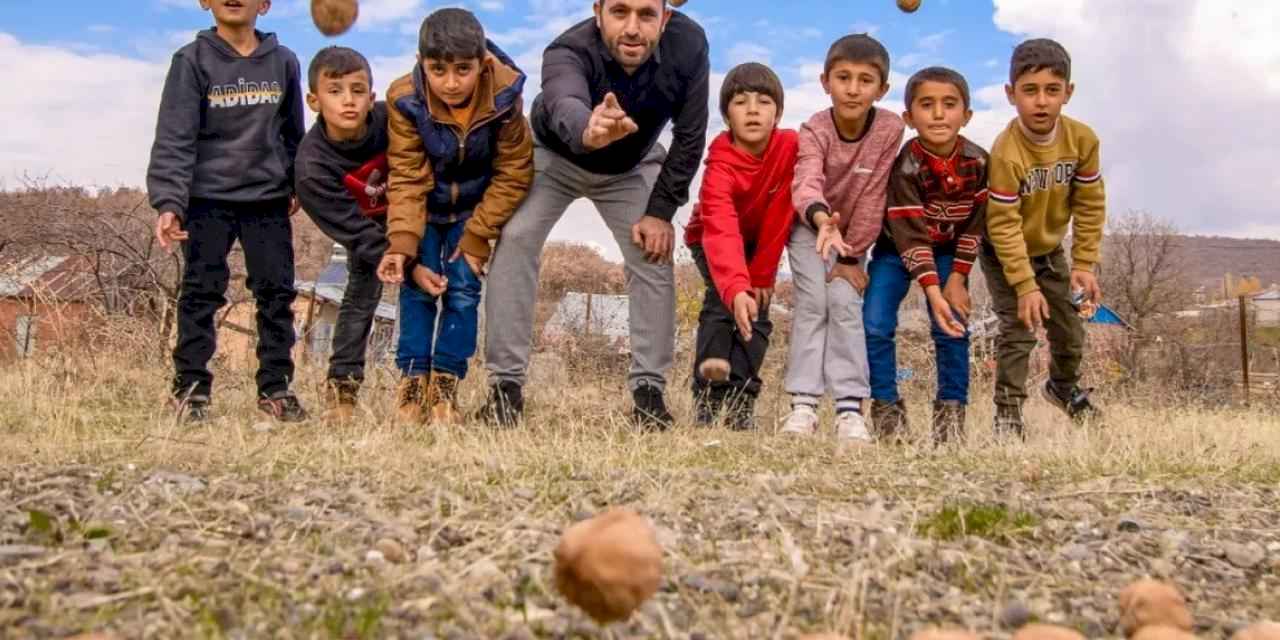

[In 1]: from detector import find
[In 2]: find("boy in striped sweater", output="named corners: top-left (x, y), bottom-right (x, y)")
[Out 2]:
top-left (982, 38), bottom-right (1106, 438)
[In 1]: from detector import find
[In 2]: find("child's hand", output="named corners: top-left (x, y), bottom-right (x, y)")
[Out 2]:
top-left (814, 210), bottom-right (852, 261)
top-left (731, 291), bottom-right (759, 340)
top-left (449, 247), bottom-right (487, 278)
top-left (942, 273), bottom-right (971, 321)
top-left (154, 212), bottom-right (189, 253)
top-left (752, 287), bottom-right (773, 309)
top-left (1070, 269), bottom-right (1101, 304)
top-left (1017, 290), bottom-right (1051, 331)
top-left (377, 253), bottom-right (406, 284)
top-left (410, 264), bottom-right (448, 296)
top-left (826, 262), bottom-right (868, 294)
top-left (925, 285), bottom-right (966, 338)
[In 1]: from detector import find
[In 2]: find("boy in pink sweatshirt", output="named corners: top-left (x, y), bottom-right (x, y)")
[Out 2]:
top-left (782, 33), bottom-right (905, 444)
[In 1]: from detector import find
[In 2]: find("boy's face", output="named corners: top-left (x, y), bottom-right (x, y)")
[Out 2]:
top-left (821, 60), bottom-right (889, 127)
top-left (593, 0), bottom-right (671, 73)
top-left (422, 57), bottom-right (483, 108)
top-left (306, 69), bottom-right (375, 138)
top-left (903, 80), bottom-right (971, 154)
top-left (725, 90), bottom-right (780, 152)
top-left (199, 0), bottom-right (270, 28)
top-left (1005, 68), bottom-right (1073, 136)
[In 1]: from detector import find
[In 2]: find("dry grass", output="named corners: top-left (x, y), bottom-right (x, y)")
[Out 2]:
top-left (1, 348), bottom-right (1278, 639)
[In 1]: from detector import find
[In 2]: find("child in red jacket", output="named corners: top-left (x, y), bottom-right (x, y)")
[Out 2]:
top-left (684, 62), bottom-right (798, 430)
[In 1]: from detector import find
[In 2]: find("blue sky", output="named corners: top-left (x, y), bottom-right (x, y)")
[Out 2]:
top-left (0, 0), bottom-right (1016, 91)
top-left (2, 0), bottom-right (1279, 259)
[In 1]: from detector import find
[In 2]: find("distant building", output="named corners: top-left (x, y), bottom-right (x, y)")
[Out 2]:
top-left (1254, 288), bottom-right (1280, 327)
top-left (0, 255), bottom-right (96, 360)
top-left (218, 244), bottom-right (397, 369)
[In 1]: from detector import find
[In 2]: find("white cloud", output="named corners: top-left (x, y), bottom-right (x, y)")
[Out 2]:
top-left (0, 33), bottom-right (169, 189)
top-left (850, 21), bottom-right (881, 36)
top-left (355, 0), bottom-right (429, 29)
top-left (479, 0), bottom-right (506, 10)
top-left (991, 0), bottom-right (1280, 238)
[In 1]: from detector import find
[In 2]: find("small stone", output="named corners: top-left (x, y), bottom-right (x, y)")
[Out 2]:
top-left (0, 544), bottom-right (47, 560)
top-left (512, 488), bottom-right (536, 501)
top-left (228, 501), bottom-right (251, 515)
top-left (416, 545), bottom-right (436, 562)
top-left (1232, 622), bottom-right (1280, 640)
top-left (1001, 601), bottom-right (1034, 629)
top-left (1061, 544), bottom-right (1091, 561)
top-left (1267, 541), bottom-right (1280, 553)
top-left (1148, 558), bottom-right (1175, 578)
top-left (1222, 541), bottom-right (1265, 569)
top-left (144, 471), bottom-right (206, 494)
top-left (1013, 624), bottom-right (1087, 640)
top-left (252, 421), bottom-right (275, 433)
top-left (1117, 516), bottom-right (1143, 533)
top-left (374, 538), bottom-right (407, 564)
top-left (364, 550), bottom-right (385, 564)
top-left (1119, 579), bottom-right (1193, 637)
top-left (1020, 462), bottom-right (1043, 483)
top-left (682, 574), bottom-right (740, 602)
top-left (345, 587), bottom-right (366, 602)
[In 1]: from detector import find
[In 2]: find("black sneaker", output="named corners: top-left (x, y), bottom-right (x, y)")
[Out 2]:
top-left (693, 386), bottom-right (727, 426)
top-left (726, 392), bottom-right (757, 432)
top-left (869, 399), bottom-right (909, 443)
top-left (993, 404), bottom-right (1027, 441)
top-left (171, 394), bottom-right (211, 425)
top-left (478, 380), bottom-right (524, 428)
top-left (1042, 381), bottom-right (1103, 424)
top-left (257, 391), bottom-right (309, 423)
top-left (932, 400), bottom-right (966, 445)
top-left (632, 382), bottom-right (674, 431)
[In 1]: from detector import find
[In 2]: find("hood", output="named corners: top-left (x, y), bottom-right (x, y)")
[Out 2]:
top-left (197, 28), bottom-right (280, 59)
top-left (706, 128), bottom-right (791, 173)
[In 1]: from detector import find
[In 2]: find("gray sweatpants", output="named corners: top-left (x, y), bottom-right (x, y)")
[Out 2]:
top-left (784, 223), bottom-right (871, 403)
top-left (484, 141), bottom-right (674, 392)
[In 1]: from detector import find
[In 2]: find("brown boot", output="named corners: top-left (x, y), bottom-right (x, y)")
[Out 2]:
top-left (427, 371), bottom-right (461, 425)
top-left (932, 400), bottom-right (966, 445)
top-left (869, 399), bottom-right (909, 443)
top-left (322, 379), bottom-right (360, 422)
top-left (396, 375), bottom-right (428, 424)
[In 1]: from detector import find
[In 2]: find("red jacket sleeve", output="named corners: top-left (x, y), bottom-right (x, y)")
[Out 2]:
top-left (698, 160), bottom-right (751, 308)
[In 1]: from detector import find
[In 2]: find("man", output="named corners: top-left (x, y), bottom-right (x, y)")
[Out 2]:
top-left (480, 0), bottom-right (710, 430)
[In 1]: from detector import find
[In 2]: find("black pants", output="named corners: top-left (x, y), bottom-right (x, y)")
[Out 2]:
top-left (173, 198), bottom-right (297, 399)
top-left (690, 245), bottom-right (772, 398)
top-left (328, 256), bottom-right (383, 383)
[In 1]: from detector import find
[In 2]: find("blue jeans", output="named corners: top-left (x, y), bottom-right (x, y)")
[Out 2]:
top-left (396, 221), bottom-right (483, 378)
top-left (863, 247), bottom-right (970, 404)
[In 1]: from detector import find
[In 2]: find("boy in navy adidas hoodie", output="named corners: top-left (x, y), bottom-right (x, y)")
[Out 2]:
top-left (147, 0), bottom-right (306, 424)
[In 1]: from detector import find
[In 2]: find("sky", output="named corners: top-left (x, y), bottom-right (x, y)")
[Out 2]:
top-left (1, 0), bottom-right (1278, 261)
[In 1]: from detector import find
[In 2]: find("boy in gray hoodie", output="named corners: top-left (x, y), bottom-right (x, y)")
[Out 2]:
top-left (147, 0), bottom-right (307, 424)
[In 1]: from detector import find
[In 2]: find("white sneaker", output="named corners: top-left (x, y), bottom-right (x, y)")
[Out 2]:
top-left (780, 405), bottom-right (819, 436)
top-left (835, 411), bottom-right (873, 444)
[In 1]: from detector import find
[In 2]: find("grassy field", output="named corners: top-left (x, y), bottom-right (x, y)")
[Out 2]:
top-left (1, 353), bottom-right (1278, 639)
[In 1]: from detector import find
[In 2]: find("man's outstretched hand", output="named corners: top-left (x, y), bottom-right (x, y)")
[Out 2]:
top-left (631, 215), bottom-right (674, 264)
top-left (582, 92), bottom-right (639, 152)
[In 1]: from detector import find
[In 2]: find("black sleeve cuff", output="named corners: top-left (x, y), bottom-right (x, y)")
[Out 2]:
top-left (836, 255), bottom-right (860, 266)
top-left (804, 203), bottom-right (830, 229)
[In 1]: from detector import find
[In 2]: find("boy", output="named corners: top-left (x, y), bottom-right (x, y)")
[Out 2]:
top-left (684, 62), bottom-right (798, 431)
top-left (865, 66), bottom-right (988, 445)
top-left (982, 38), bottom-right (1105, 437)
top-left (148, 0), bottom-right (306, 423)
top-left (783, 34), bottom-right (905, 444)
top-left (294, 46), bottom-right (443, 421)
top-left (377, 8), bottom-right (534, 425)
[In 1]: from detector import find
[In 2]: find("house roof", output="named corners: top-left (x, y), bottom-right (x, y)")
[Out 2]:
top-left (295, 243), bottom-right (396, 321)
top-left (0, 255), bottom-right (97, 301)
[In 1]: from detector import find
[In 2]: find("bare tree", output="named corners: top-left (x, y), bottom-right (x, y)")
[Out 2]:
top-left (1099, 209), bottom-right (1189, 333)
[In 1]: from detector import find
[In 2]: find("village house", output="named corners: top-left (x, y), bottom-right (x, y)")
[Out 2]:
top-left (0, 255), bottom-right (96, 361)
